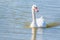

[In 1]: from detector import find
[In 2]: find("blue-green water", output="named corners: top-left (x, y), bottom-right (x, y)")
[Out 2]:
top-left (0, 0), bottom-right (60, 40)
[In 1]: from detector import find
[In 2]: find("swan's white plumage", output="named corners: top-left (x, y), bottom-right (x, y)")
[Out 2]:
top-left (30, 16), bottom-right (46, 27)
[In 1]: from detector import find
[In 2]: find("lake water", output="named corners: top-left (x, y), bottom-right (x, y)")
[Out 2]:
top-left (0, 0), bottom-right (60, 40)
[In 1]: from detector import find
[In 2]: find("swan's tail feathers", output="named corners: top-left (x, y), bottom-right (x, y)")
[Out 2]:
top-left (46, 22), bottom-right (60, 28)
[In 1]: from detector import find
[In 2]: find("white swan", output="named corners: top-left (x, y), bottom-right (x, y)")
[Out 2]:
top-left (24, 5), bottom-right (60, 28)
top-left (30, 5), bottom-right (46, 28)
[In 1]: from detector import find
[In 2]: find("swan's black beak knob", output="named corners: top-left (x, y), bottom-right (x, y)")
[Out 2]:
top-left (34, 7), bottom-right (39, 12)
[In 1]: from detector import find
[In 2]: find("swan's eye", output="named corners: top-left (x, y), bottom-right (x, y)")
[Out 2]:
top-left (35, 7), bottom-right (37, 9)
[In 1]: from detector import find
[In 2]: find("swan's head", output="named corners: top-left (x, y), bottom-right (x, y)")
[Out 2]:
top-left (32, 5), bottom-right (39, 12)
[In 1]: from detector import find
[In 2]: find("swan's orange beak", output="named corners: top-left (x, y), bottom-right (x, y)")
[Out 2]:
top-left (34, 7), bottom-right (39, 12)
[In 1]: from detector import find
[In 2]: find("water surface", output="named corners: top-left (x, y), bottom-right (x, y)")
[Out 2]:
top-left (0, 0), bottom-right (60, 40)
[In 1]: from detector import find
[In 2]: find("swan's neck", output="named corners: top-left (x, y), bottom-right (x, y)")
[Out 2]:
top-left (32, 10), bottom-right (37, 25)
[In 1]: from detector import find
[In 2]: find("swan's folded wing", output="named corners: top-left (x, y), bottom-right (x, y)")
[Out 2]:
top-left (46, 22), bottom-right (60, 28)
top-left (36, 17), bottom-right (46, 27)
